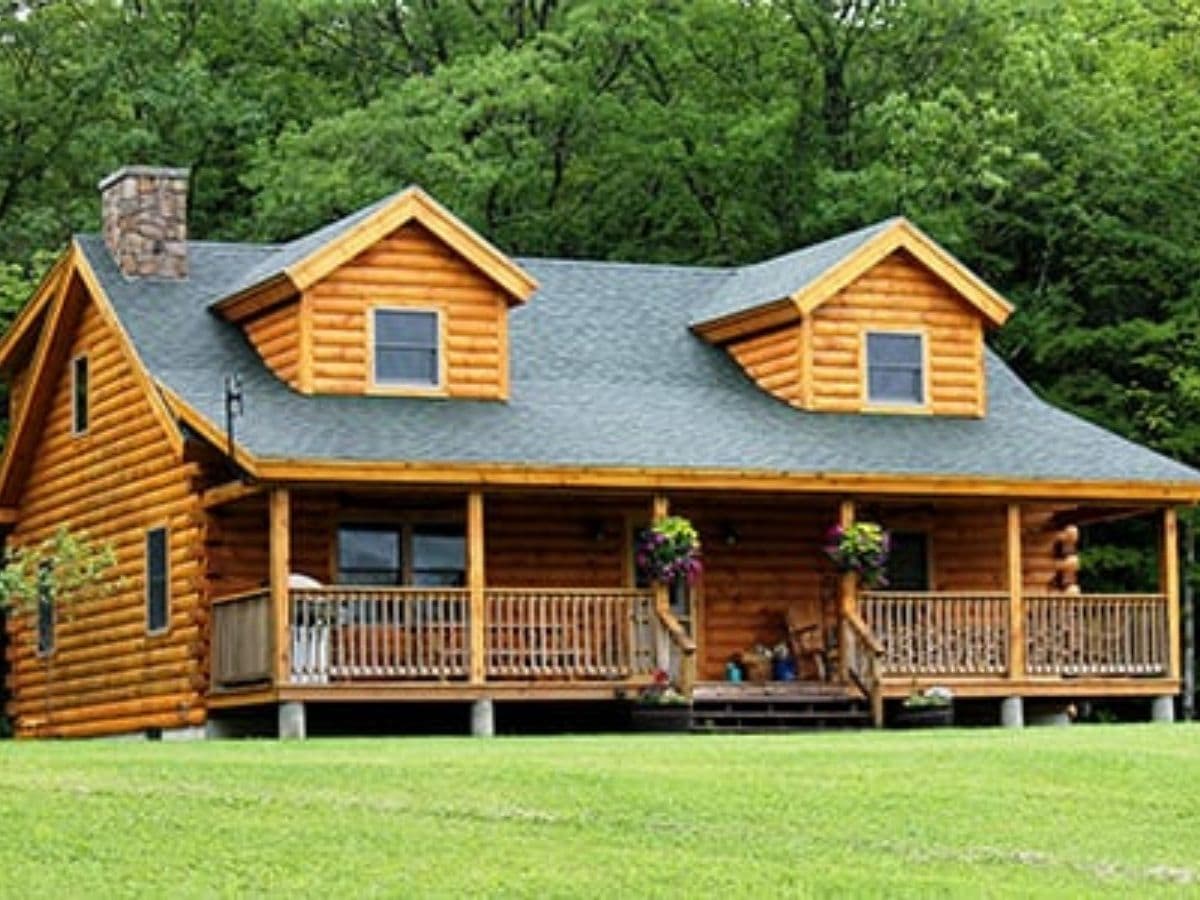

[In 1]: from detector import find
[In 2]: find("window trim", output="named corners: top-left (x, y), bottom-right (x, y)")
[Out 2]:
top-left (70, 353), bottom-right (89, 436)
top-left (367, 305), bottom-right (446, 395)
top-left (145, 525), bottom-right (171, 636)
top-left (861, 328), bottom-right (930, 413)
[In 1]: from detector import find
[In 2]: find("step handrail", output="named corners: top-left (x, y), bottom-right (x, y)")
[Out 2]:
top-left (842, 609), bottom-right (884, 727)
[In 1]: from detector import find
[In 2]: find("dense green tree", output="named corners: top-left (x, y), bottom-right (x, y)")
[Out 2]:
top-left (0, 0), bottom-right (1198, 594)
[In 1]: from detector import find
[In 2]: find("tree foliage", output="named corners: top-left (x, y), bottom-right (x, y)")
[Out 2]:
top-left (0, 0), bottom-right (1198, 575)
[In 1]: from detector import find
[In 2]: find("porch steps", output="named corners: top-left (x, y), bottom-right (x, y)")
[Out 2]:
top-left (690, 682), bottom-right (871, 732)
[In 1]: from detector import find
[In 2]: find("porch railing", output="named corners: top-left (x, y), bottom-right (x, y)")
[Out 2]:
top-left (241, 586), bottom-right (661, 685)
top-left (1025, 594), bottom-right (1168, 676)
top-left (485, 588), bottom-right (655, 679)
top-left (291, 587), bottom-right (471, 682)
top-left (211, 589), bottom-right (272, 689)
top-left (859, 592), bottom-right (1010, 676)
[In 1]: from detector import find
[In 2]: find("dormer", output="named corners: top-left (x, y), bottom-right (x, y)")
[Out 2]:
top-left (212, 188), bottom-right (537, 399)
top-left (692, 218), bottom-right (1012, 418)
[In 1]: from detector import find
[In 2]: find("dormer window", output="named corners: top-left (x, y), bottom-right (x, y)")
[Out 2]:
top-left (372, 308), bottom-right (441, 389)
top-left (866, 332), bottom-right (925, 406)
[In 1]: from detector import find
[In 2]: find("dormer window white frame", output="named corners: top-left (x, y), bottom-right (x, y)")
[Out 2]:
top-left (863, 329), bottom-right (929, 411)
top-left (368, 306), bottom-right (445, 394)
top-left (70, 353), bottom-right (89, 435)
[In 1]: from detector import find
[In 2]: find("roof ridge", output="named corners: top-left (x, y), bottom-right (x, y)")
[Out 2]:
top-left (518, 256), bottom-right (734, 274)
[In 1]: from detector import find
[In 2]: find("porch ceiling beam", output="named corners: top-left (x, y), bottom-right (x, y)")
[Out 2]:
top-left (200, 480), bottom-right (265, 509)
top-left (1050, 505), bottom-right (1152, 529)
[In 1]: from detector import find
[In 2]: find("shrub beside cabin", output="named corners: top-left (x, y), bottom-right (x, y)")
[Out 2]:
top-left (1, 167), bottom-right (1197, 738)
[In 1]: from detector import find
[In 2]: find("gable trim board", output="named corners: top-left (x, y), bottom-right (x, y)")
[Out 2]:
top-left (692, 218), bottom-right (1013, 344)
top-left (0, 249), bottom-right (71, 371)
top-left (213, 187), bottom-right (538, 326)
top-left (0, 244), bottom-right (186, 507)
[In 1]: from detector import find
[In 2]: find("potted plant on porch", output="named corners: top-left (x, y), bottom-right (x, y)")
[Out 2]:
top-left (635, 515), bottom-right (703, 587)
top-left (823, 521), bottom-right (890, 587)
top-left (629, 669), bottom-right (692, 732)
top-left (893, 685), bottom-right (955, 728)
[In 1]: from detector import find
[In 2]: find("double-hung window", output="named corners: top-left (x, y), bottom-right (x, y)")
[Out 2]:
top-left (372, 309), bottom-right (440, 388)
top-left (865, 332), bottom-right (924, 406)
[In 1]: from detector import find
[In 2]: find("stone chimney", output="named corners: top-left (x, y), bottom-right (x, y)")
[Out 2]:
top-left (98, 166), bottom-right (189, 279)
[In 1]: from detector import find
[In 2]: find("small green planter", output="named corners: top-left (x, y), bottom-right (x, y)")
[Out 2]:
top-left (892, 704), bottom-right (954, 729)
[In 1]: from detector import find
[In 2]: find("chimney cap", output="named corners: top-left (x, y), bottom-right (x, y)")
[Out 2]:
top-left (97, 165), bottom-right (190, 192)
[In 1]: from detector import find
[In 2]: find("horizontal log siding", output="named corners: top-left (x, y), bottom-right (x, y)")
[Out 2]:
top-left (810, 249), bottom-right (985, 416)
top-left (243, 300), bottom-right (301, 388)
top-left (306, 221), bottom-right (508, 398)
top-left (484, 496), bottom-right (628, 589)
top-left (885, 504), bottom-right (1064, 594)
top-left (6, 297), bottom-right (204, 739)
top-left (726, 324), bottom-right (803, 406)
top-left (676, 498), bottom-right (839, 681)
top-left (1022, 505), bottom-right (1068, 593)
top-left (206, 492), bottom-right (334, 598)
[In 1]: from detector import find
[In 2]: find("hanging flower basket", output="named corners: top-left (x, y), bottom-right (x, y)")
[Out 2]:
top-left (823, 521), bottom-right (889, 588)
top-left (636, 516), bottom-right (702, 586)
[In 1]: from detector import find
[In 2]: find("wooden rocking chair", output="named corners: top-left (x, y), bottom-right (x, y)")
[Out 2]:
top-left (785, 605), bottom-right (828, 682)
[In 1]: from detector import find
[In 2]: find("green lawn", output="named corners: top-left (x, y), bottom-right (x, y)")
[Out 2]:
top-left (0, 727), bottom-right (1197, 898)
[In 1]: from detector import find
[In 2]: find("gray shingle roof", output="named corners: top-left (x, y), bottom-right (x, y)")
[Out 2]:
top-left (224, 191), bottom-right (403, 299)
top-left (690, 218), bottom-right (899, 326)
top-left (74, 232), bottom-right (1200, 487)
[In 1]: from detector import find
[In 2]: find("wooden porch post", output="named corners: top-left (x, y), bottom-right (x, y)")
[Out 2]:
top-left (652, 494), bottom-right (670, 672)
top-left (838, 498), bottom-right (855, 683)
top-left (1007, 503), bottom-right (1025, 681)
top-left (269, 487), bottom-right (291, 686)
top-left (468, 491), bottom-right (486, 685)
top-left (1162, 506), bottom-right (1180, 681)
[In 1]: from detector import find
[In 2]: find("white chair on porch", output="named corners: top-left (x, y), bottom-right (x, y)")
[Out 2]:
top-left (289, 573), bottom-right (330, 684)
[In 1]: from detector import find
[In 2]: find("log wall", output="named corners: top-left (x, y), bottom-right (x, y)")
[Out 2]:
top-left (5, 292), bottom-right (204, 739)
top-left (305, 221), bottom-right (509, 398)
top-left (726, 324), bottom-right (803, 406)
top-left (243, 300), bottom-right (301, 389)
top-left (676, 498), bottom-right (840, 681)
top-left (809, 250), bottom-right (985, 416)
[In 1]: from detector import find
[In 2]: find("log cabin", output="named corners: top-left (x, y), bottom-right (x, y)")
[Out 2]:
top-left (2, 165), bottom-right (1198, 738)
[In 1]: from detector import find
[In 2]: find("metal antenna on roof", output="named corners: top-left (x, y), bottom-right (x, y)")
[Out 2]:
top-left (224, 373), bottom-right (243, 476)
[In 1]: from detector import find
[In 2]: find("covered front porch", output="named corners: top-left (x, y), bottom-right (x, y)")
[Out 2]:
top-left (202, 484), bottom-right (1181, 732)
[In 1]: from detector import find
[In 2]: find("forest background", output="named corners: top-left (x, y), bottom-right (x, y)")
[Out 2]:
top-left (1, 0), bottom-right (1198, 589)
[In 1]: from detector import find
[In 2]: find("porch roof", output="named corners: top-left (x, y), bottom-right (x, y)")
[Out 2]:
top-left (75, 232), bottom-right (1200, 491)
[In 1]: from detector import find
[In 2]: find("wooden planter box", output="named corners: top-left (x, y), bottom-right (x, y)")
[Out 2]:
top-left (630, 704), bottom-right (693, 732)
top-left (892, 704), bottom-right (954, 729)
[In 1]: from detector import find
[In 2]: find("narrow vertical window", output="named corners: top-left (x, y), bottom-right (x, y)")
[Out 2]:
top-left (146, 527), bottom-right (169, 633)
top-left (36, 560), bottom-right (54, 656)
top-left (71, 355), bottom-right (89, 434)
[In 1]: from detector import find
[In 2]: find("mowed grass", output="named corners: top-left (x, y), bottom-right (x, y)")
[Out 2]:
top-left (0, 727), bottom-right (1198, 898)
